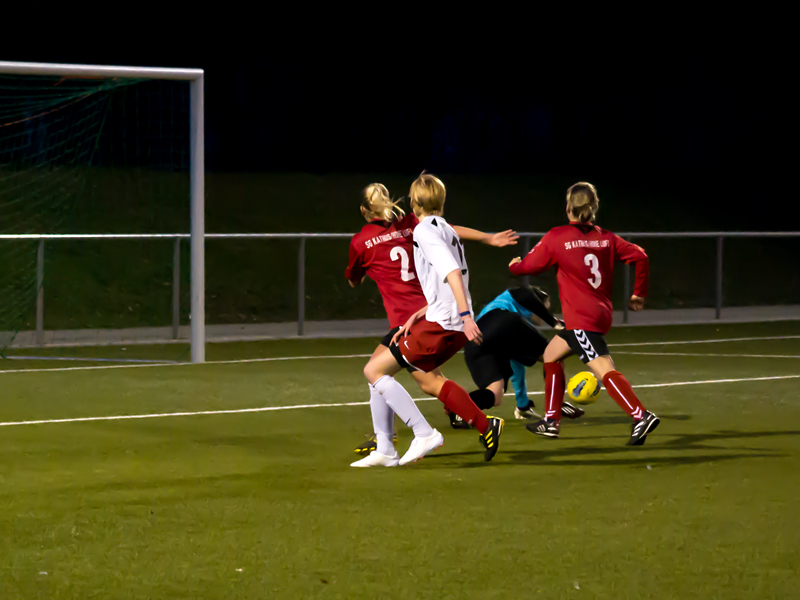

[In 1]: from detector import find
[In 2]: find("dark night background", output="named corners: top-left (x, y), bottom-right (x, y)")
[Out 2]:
top-left (3, 7), bottom-right (795, 231)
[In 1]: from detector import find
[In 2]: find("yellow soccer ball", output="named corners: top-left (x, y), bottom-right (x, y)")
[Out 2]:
top-left (567, 371), bottom-right (601, 405)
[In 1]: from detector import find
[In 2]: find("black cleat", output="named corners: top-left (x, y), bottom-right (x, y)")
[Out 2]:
top-left (448, 410), bottom-right (472, 429)
top-left (354, 432), bottom-right (399, 455)
top-left (479, 416), bottom-right (504, 461)
top-left (560, 401), bottom-right (585, 420)
top-left (627, 411), bottom-right (660, 446)
top-left (526, 418), bottom-right (560, 438)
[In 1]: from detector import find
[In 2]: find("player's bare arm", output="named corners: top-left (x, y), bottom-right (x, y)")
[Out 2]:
top-left (453, 226), bottom-right (519, 247)
top-left (391, 305), bottom-right (428, 345)
top-left (445, 268), bottom-right (483, 344)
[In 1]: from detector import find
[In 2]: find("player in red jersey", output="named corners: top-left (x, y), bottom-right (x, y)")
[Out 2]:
top-left (351, 173), bottom-right (506, 467)
top-left (509, 182), bottom-right (660, 446)
top-left (346, 183), bottom-right (518, 456)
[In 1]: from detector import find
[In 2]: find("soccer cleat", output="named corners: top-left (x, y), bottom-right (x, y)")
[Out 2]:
top-left (526, 418), bottom-right (560, 438)
top-left (627, 411), bottom-right (660, 446)
top-left (514, 402), bottom-right (542, 420)
top-left (354, 432), bottom-right (399, 455)
top-left (350, 451), bottom-right (400, 468)
top-left (560, 401), bottom-right (585, 420)
top-left (479, 416), bottom-right (504, 462)
top-left (448, 410), bottom-right (472, 429)
top-left (398, 430), bottom-right (444, 466)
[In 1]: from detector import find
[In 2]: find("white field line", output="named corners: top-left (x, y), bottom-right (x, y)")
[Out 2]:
top-left (1, 334), bottom-right (799, 375)
top-left (0, 354), bottom-right (374, 375)
top-left (614, 351), bottom-right (800, 359)
top-left (610, 335), bottom-right (800, 347)
top-left (1, 373), bottom-right (799, 429)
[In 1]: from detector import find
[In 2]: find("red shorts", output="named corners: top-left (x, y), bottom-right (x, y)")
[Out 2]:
top-left (390, 318), bottom-right (468, 373)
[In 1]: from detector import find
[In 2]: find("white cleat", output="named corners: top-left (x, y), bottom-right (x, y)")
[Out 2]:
top-left (398, 430), bottom-right (444, 466)
top-left (514, 405), bottom-right (542, 420)
top-left (350, 451), bottom-right (400, 468)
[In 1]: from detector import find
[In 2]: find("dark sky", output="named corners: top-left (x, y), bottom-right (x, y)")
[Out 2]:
top-left (3, 8), bottom-right (794, 218)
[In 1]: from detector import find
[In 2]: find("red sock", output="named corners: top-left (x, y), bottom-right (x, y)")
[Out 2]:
top-left (544, 362), bottom-right (566, 421)
top-left (602, 371), bottom-right (645, 420)
top-left (439, 380), bottom-right (489, 434)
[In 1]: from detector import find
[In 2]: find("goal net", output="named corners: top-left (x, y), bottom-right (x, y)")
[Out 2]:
top-left (0, 62), bottom-right (204, 365)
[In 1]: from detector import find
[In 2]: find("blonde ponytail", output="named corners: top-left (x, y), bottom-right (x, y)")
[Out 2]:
top-left (566, 182), bottom-right (600, 223)
top-left (360, 183), bottom-right (406, 222)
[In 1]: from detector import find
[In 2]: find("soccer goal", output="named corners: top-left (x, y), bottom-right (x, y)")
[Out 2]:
top-left (0, 61), bottom-right (205, 363)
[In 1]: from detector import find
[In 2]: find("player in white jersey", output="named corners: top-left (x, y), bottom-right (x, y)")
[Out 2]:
top-left (352, 173), bottom-right (504, 468)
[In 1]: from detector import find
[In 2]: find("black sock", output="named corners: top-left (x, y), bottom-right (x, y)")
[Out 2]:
top-left (469, 389), bottom-right (496, 410)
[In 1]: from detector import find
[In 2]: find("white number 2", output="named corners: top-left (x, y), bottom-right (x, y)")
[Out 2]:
top-left (391, 247), bottom-right (415, 282)
top-left (585, 253), bottom-right (602, 289)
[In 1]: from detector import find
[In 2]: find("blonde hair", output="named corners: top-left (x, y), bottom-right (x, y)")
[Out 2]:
top-left (409, 172), bottom-right (446, 217)
top-left (360, 183), bottom-right (405, 222)
top-left (566, 182), bottom-right (600, 223)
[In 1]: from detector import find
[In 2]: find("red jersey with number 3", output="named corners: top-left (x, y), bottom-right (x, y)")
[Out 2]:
top-left (345, 213), bottom-right (427, 328)
top-left (509, 223), bottom-right (649, 334)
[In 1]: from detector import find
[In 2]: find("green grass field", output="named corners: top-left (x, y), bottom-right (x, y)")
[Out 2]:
top-left (1, 321), bottom-right (799, 599)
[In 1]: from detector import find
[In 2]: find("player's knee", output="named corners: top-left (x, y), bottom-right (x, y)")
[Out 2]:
top-left (363, 362), bottom-right (380, 383)
top-left (493, 391), bottom-right (503, 407)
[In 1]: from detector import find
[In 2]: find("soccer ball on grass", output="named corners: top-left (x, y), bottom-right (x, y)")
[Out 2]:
top-left (567, 371), bottom-right (601, 405)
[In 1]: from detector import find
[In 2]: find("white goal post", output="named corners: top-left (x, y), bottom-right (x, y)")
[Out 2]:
top-left (0, 60), bottom-right (206, 363)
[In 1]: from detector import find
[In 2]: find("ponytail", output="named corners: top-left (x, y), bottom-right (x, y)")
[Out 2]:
top-left (361, 183), bottom-right (405, 222)
top-left (566, 182), bottom-right (600, 223)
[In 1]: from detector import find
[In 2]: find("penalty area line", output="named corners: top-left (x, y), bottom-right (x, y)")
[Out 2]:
top-left (1, 373), bottom-right (799, 429)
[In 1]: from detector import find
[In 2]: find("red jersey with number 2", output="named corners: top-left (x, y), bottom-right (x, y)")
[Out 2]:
top-left (509, 223), bottom-right (649, 334)
top-left (345, 213), bottom-right (427, 328)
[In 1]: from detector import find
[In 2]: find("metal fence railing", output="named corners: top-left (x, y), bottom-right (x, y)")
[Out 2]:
top-left (1, 231), bottom-right (799, 348)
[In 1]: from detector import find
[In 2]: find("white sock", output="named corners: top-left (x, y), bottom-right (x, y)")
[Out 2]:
top-left (373, 375), bottom-right (434, 438)
top-left (369, 383), bottom-right (395, 455)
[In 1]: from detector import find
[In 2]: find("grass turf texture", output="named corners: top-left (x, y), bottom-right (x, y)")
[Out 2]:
top-left (1, 322), bottom-right (799, 599)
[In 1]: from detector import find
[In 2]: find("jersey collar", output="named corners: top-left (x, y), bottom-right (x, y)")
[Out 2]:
top-left (569, 221), bottom-right (596, 234)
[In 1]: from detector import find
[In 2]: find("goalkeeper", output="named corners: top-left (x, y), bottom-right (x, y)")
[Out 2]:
top-left (455, 286), bottom-right (584, 424)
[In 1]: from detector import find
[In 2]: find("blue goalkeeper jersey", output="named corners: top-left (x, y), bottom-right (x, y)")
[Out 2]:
top-left (476, 290), bottom-right (534, 322)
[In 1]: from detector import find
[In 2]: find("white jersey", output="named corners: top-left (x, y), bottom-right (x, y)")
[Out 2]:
top-left (412, 215), bottom-right (473, 331)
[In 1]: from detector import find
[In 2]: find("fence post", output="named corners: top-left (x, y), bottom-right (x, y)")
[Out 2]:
top-left (36, 239), bottom-right (44, 346)
top-left (522, 235), bottom-right (531, 287)
top-left (622, 238), bottom-right (631, 325)
top-left (715, 235), bottom-right (724, 319)
top-left (172, 238), bottom-right (180, 340)
top-left (298, 237), bottom-right (306, 336)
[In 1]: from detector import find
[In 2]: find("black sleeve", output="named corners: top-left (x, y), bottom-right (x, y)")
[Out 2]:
top-left (508, 286), bottom-right (558, 328)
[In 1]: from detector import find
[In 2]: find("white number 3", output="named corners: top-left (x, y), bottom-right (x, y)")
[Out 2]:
top-left (585, 253), bottom-right (602, 289)
top-left (391, 247), bottom-right (415, 282)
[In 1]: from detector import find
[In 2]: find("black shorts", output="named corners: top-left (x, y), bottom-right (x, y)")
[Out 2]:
top-left (381, 326), bottom-right (414, 373)
top-left (380, 326), bottom-right (402, 348)
top-left (557, 329), bottom-right (610, 364)
top-left (464, 309), bottom-right (549, 390)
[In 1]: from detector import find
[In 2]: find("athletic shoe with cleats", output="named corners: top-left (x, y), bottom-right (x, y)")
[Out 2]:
top-left (448, 410), bottom-right (472, 429)
top-left (526, 418), bottom-right (560, 438)
top-left (514, 402), bottom-right (542, 420)
top-left (350, 450), bottom-right (400, 468)
top-left (398, 430), bottom-right (444, 466)
top-left (479, 416), bottom-right (504, 462)
top-left (560, 401), bottom-right (585, 420)
top-left (627, 411), bottom-right (660, 446)
top-left (354, 432), bottom-right (399, 455)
